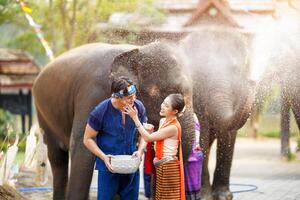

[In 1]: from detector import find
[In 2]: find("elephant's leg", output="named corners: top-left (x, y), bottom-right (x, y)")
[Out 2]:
top-left (200, 124), bottom-right (215, 200)
top-left (37, 110), bottom-right (69, 200)
top-left (47, 135), bottom-right (69, 200)
top-left (66, 117), bottom-right (95, 200)
top-left (212, 130), bottom-right (237, 200)
top-left (290, 98), bottom-right (300, 131)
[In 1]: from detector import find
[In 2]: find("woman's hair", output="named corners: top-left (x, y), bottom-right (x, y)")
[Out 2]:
top-left (168, 93), bottom-right (185, 115)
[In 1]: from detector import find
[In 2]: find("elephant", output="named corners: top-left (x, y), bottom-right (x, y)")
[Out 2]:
top-left (32, 42), bottom-right (196, 200)
top-left (181, 26), bottom-right (256, 200)
top-left (251, 14), bottom-right (300, 157)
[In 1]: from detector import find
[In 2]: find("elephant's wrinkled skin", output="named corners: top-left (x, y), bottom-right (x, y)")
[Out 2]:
top-left (33, 42), bottom-right (195, 200)
top-left (181, 27), bottom-right (256, 200)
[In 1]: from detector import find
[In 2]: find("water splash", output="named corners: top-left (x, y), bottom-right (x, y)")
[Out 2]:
top-left (250, 11), bottom-right (300, 82)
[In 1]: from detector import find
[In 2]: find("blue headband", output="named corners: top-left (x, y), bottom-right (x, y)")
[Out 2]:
top-left (112, 85), bottom-right (137, 97)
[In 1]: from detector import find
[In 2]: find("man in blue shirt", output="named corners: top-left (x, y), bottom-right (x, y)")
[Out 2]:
top-left (83, 76), bottom-right (147, 200)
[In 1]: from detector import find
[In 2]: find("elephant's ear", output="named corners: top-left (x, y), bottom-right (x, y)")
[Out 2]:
top-left (110, 48), bottom-right (140, 84)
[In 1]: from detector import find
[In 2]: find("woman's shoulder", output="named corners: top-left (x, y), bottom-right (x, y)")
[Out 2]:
top-left (159, 118), bottom-right (166, 127)
top-left (160, 118), bottom-right (166, 123)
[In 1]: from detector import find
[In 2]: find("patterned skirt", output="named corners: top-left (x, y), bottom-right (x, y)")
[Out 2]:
top-left (154, 159), bottom-right (181, 200)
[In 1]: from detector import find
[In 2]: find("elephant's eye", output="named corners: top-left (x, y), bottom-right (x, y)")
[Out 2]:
top-left (148, 85), bottom-right (160, 97)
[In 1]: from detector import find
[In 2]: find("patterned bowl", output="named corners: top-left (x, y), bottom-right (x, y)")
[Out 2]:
top-left (110, 155), bottom-right (141, 174)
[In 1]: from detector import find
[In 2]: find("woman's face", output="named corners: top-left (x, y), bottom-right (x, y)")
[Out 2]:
top-left (160, 96), bottom-right (177, 117)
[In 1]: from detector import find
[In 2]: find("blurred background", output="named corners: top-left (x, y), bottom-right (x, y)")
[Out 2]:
top-left (1, 0), bottom-right (300, 159)
top-left (0, 1), bottom-right (300, 198)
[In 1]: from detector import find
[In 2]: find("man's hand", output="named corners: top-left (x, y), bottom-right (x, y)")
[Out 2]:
top-left (132, 150), bottom-right (143, 161)
top-left (103, 155), bottom-right (114, 173)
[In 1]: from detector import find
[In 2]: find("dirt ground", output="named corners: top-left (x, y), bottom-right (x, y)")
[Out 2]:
top-left (12, 138), bottom-right (300, 200)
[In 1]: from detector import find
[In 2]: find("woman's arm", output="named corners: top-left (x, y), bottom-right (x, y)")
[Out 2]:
top-left (136, 122), bottom-right (177, 142)
top-left (124, 106), bottom-right (177, 142)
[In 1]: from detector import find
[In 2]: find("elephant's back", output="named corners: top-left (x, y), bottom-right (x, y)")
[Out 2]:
top-left (42, 43), bottom-right (137, 73)
top-left (34, 43), bottom-right (138, 103)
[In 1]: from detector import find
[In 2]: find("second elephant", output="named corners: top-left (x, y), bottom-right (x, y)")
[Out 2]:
top-left (181, 26), bottom-right (256, 200)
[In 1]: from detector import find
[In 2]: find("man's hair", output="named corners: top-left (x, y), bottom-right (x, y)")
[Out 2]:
top-left (111, 76), bottom-right (135, 94)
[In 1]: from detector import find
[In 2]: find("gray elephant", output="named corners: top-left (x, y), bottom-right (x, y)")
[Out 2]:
top-left (181, 26), bottom-right (256, 200)
top-left (251, 15), bottom-right (300, 157)
top-left (33, 42), bottom-right (195, 200)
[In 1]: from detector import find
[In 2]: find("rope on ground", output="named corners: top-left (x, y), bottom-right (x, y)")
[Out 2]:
top-left (230, 183), bottom-right (258, 193)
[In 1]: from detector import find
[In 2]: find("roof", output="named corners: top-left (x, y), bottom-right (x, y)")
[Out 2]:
top-left (95, 1), bottom-right (293, 44)
top-left (183, 0), bottom-right (239, 27)
top-left (0, 48), bottom-right (40, 89)
top-left (155, 0), bottom-right (276, 13)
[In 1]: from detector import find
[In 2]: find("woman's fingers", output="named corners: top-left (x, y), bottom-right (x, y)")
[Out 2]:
top-left (124, 105), bottom-right (137, 116)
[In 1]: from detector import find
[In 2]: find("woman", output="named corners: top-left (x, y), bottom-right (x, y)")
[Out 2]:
top-left (124, 93), bottom-right (186, 200)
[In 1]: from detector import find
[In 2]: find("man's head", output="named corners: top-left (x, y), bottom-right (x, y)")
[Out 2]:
top-left (111, 76), bottom-right (137, 108)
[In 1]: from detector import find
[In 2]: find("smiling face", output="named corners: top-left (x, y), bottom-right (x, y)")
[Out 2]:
top-left (159, 96), bottom-right (178, 117)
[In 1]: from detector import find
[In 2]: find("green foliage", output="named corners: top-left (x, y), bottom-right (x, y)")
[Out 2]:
top-left (259, 131), bottom-right (280, 138)
top-left (0, 109), bottom-right (15, 140)
top-left (134, 1), bottom-right (167, 26)
top-left (17, 136), bottom-right (26, 152)
top-left (0, 109), bottom-right (24, 154)
top-left (96, 0), bottom-right (139, 22)
top-left (296, 137), bottom-right (300, 152)
top-left (0, 0), bottom-right (163, 64)
top-left (287, 152), bottom-right (296, 161)
top-left (0, 0), bottom-right (22, 24)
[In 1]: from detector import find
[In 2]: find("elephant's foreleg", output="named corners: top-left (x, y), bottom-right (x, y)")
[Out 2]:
top-left (67, 123), bottom-right (95, 200)
top-left (200, 125), bottom-right (215, 200)
top-left (212, 130), bottom-right (237, 200)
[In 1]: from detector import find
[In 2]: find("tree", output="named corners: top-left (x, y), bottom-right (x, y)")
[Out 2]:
top-left (0, 0), bottom-right (140, 64)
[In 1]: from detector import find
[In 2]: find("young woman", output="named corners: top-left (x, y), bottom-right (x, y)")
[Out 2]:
top-left (124, 93), bottom-right (186, 200)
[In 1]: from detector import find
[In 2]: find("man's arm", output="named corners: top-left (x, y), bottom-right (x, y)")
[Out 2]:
top-left (83, 124), bottom-right (114, 172)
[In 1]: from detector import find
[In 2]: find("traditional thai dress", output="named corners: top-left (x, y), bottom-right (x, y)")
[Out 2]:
top-left (153, 118), bottom-right (185, 200)
top-left (184, 114), bottom-right (203, 200)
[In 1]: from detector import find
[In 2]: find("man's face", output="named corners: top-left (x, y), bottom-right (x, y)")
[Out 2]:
top-left (119, 93), bottom-right (136, 108)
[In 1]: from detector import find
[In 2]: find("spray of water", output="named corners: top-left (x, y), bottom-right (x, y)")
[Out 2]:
top-left (250, 11), bottom-right (300, 82)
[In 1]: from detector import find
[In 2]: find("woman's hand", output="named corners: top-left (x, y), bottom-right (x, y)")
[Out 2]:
top-left (194, 143), bottom-right (202, 151)
top-left (123, 105), bottom-right (138, 119)
top-left (143, 123), bottom-right (154, 133)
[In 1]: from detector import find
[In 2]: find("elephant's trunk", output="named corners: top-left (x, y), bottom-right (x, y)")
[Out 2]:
top-left (231, 80), bottom-right (256, 130)
top-left (207, 79), bottom-right (256, 131)
top-left (177, 105), bottom-right (195, 163)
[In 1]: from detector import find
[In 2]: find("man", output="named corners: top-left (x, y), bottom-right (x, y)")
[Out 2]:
top-left (83, 76), bottom-right (147, 200)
